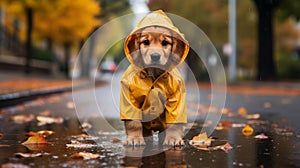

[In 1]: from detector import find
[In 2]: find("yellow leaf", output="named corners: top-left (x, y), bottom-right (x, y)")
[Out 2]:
top-left (22, 134), bottom-right (48, 145)
top-left (189, 132), bottom-right (212, 147)
top-left (242, 125), bottom-right (254, 136)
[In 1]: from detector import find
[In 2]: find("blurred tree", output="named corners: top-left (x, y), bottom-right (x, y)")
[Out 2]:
top-left (253, 0), bottom-right (279, 81)
top-left (34, 0), bottom-right (101, 78)
top-left (2, 0), bottom-right (101, 78)
top-left (148, 0), bottom-right (257, 80)
top-left (1, 0), bottom-right (38, 73)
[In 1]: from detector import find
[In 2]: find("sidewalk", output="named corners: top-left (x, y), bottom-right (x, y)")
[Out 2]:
top-left (0, 70), bottom-right (106, 107)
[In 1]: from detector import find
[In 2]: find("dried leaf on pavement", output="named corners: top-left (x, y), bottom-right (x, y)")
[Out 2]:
top-left (70, 152), bottom-right (101, 160)
top-left (22, 134), bottom-right (48, 145)
top-left (8, 114), bottom-right (35, 124)
top-left (254, 133), bottom-right (269, 139)
top-left (15, 152), bottom-right (43, 158)
top-left (36, 116), bottom-right (63, 126)
top-left (66, 102), bottom-right (75, 109)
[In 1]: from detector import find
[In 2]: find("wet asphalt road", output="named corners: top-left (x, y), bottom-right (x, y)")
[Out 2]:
top-left (0, 74), bottom-right (300, 167)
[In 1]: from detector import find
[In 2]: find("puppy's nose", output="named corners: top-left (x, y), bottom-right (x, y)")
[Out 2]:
top-left (151, 53), bottom-right (161, 62)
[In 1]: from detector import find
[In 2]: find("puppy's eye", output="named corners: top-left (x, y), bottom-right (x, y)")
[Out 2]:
top-left (162, 40), bottom-right (169, 46)
top-left (142, 40), bottom-right (150, 45)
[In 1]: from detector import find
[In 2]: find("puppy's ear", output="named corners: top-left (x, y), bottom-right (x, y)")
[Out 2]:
top-left (171, 37), bottom-right (186, 66)
top-left (127, 33), bottom-right (140, 61)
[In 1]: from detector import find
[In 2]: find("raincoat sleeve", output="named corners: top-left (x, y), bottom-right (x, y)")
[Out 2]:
top-left (120, 67), bottom-right (143, 121)
top-left (164, 70), bottom-right (187, 124)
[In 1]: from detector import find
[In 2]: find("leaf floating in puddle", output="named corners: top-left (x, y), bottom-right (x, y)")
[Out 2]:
top-left (245, 114), bottom-right (260, 119)
top-left (15, 152), bottom-right (43, 158)
top-left (22, 134), bottom-right (48, 145)
top-left (242, 125), bottom-right (254, 136)
top-left (111, 138), bottom-right (121, 143)
top-left (189, 132), bottom-right (212, 147)
top-left (1, 163), bottom-right (30, 168)
top-left (254, 133), bottom-right (269, 139)
top-left (0, 144), bottom-right (10, 147)
top-left (66, 140), bottom-right (98, 148)
top-left (70, 152), bottom-right (101, 160)
top-left (81, 122), bottom-right (92, 131)
top-left (8, 114), bottom-right (35, 124)
top-left (36, 116), bottom-right (63, 126)
top-left (70, 134), bottom-right (99, 140)
top-left (26, 130), bottom-right (54, 138)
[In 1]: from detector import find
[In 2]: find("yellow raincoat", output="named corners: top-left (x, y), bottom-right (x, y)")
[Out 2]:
top-left (120, 10), bottom-right (189, 130)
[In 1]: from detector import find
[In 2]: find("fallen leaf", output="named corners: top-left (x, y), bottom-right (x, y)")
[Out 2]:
top-left (81, 122), bottom-right (92, 131)
top-left (189, 132), bottom-right (212, 147)
top-left (70, 152), bottom-right (101, 160)
top-left (242, 125), bottom-right (254, 136)
top-left (0, 144), bottom-right (10, 147)
top-left (0, 133), bottom-right (3, 139)
top-left (66, 140), bottom-right (98, 148)
top-left (8, 114), bottom-right (35, 124)
top-left (66, 102), bottom-right (75, 109)
top-left (220, 121), bottom-right (233, 127)
top-left (219, 142), bottom-right (233, 153)
top-left (37, 130), bottom-right (55, 137)
top-left (238, 107), bottom-right (247, 116)
top-left (245, 114), bottom-right (260, 119)
top-left (1, 163), bottom-right (30, 168)
top-left (22, 144), bottom-right (48, 151)
top-left (70, 134), bottom-right (99, 140)
top-left (36, 116), bottom-right (63, 126)
top-left (254, 133), bottom-right (269, 139)
top-left (38, 110), bottom-right (51, 117)
top-left (263, 102), bottom-right (271, 108)
top-left (22, 134), bottom-right (48, 145)
top-left (111, 138), bottom-right (121, 143)
top-left (232, 123), bottom-right (246, 128)
top-left (15, 153), bottom-right (43, 158)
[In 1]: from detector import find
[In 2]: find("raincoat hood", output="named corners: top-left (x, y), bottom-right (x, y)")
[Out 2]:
top-left (124, 10), bottom-right (189, 70)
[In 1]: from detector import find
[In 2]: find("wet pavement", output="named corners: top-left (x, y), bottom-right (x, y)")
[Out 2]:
top-left (0, 77), bottom-right (300, 167)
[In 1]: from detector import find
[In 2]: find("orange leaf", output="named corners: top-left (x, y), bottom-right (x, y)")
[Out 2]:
top-left (238, 107), bottom-right (247, 116)
top-left (22, 134), bottom-right (48, 145)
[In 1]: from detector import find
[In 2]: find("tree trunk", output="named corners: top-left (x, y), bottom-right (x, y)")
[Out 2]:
top-left (64, 42), bottom-right (71, 79)
top-left (25, 7), bottom-right (33, 74)
top-left (253, 0), bottom-right (278, 80)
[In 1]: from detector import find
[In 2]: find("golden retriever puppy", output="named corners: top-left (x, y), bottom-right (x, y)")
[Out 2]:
top-left (120, 10), bottom-right (189, 146)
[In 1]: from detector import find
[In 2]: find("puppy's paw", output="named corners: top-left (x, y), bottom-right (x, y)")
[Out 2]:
top-left (163, 124), bottom-right (185, 146)
top-left (163, 136), bottom-right (184, 146)
top-left (124, 136), bottom-right (146, 146)
top-left (124, 120), bottom-right (145, 146)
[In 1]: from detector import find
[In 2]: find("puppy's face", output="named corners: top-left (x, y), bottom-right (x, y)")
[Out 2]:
top-left (139, 26), bottom-right (173, 68)
top-left (127, 26), bottom-right (185, 70)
